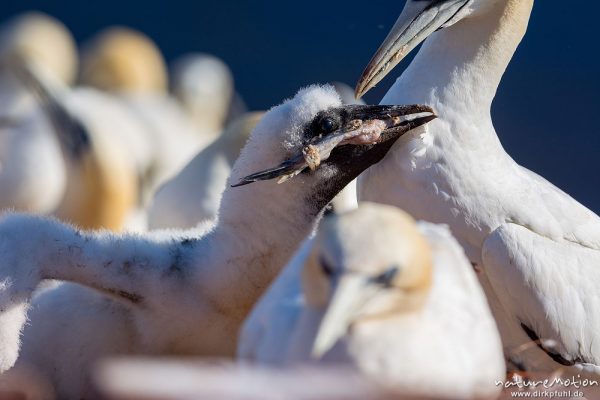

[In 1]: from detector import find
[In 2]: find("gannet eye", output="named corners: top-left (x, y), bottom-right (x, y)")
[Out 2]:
top-left (320, 256), bottom-right (336, 277)
top-left (319, 117), bottom-right (337, 134)
top-left (372, 266), bottom-right (400, 287)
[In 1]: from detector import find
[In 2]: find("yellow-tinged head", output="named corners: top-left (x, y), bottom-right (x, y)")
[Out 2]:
top-left (80, 27), bottom-right (167, 94)
top-left (302, 202), bottom-right (433, 358)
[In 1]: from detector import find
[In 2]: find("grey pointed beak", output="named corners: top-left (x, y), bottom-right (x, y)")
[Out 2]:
top-left (312, 276), bottom-right (378, 359)
top-left (232, 104), bottom-right (435, 187)
top-left (355, 0), bottom-right (471, 99)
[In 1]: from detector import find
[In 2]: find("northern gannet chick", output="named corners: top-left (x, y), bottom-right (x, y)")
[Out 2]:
top-left (0, 86), bottom-right (434, 397)
top-left (13, 58), bottom-right (140, 231)
top-left (239, 203), bottom-right (504, 399)
top-left (0, 12), bottom-right (77, 85)
top-left (81, 28), bottom-right (208, 198)
top-left (355, 0), bottom-right (600, 381)
top-left (171, 53), bottom-right (237, 141)
top-left (148, 112), bottom-right (264, 230)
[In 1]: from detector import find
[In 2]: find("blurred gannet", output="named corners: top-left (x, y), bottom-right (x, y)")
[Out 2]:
top-left (0, 12), bottom-right (78, 214)
top-left (12, 57), bottom-right (140, 231)
top-left (0, 86), bottom-right (434, 397)
top-left (355, 0), bottom-right (600, 378)
top-left (81, 28), bottom-right (210, 199)
top-left (171, 53), bottom-right (237, 141)
top-left (239, 203), bottom-right (504, 399)
top-left (0, 12), bottom-right (77, 85)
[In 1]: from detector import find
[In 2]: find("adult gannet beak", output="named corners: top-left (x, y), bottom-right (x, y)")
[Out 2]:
top-left (232, 104), bottom-right (435, 187)
top-left (356, 0), bottom-right (471, 98)
top-left (312, 275), bottom-right (378, 358)
top-left (6, 54), bottom-right (91, 158)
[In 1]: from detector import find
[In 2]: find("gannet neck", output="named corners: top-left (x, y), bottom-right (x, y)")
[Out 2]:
top-left (201, 179), bottom-right (322, 320)
top-left (383, 0), bottom-right (533, 115)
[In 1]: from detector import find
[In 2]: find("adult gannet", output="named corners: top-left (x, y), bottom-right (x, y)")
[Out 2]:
top-left (148, 112), bottom-right (264, 230)
top-left (81, 28), bottom-right (209, 199)
top-left (0, 85), bottom-right (434, 397)
top-left (0, 12), bottom-right (78, 215)
top-left (10, 57), bottom-right (140, 231)
top-left (355, 0), bottom-right (600, 377)
top-left (239, 203), bottom-right (504, 399)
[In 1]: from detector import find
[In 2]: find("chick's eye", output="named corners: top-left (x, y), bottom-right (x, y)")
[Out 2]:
top-left (319, 117), bottom-right (337, 134)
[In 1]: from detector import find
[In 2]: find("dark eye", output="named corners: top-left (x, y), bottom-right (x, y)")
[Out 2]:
top-left (320, 256), bottom-right (336, 277)
top-left (319, 117), bottom-right (337, 134)
top-left (372, 266), bottom-right (399, 287)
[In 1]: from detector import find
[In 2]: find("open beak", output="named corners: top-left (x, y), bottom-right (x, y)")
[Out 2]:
top-left (232, 104), bottom-right (435, 187)
top-left (355, 0), bottom-right (471, 99)
top-left (311, 276), bottom-right (379, 358)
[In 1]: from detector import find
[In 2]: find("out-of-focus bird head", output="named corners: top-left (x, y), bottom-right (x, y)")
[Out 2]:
top-left (80, 27), bottom-right (167, 94)
top-left (171, 53), bottom-right (235, 135)
top-left (0, 11), bottom-right (77, 85)
top-left (302, 203), bottom-right (433, 357)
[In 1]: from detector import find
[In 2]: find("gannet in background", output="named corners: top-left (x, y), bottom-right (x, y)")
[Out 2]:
top-left (0, 12), bottom-right (77, 214)
top-left (148, 112), bottom-right (264, 230)
top-left (80, 28), bottom-right (209, 200)
top-left (355, 0), bottom-right (600, 378)
top-left (0, 12), bottom-right (77, 85)
top-left (240, 203), bottom-right (504, 399)
top-left (171, 53), bottom-right (240, 142)
top-left (0, 86), bottom-right (434, 397)
top-left (12, 58), bottom-right (139, 231)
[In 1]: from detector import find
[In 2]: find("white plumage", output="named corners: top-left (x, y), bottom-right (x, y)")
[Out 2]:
top-left (239, 203), bottom-right (504, 399)
top-left (355, 0), bottom-right (600, 380)
top-left (0, 85), bottom-right (433, 397)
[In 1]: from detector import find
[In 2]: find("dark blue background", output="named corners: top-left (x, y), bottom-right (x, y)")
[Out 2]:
top-left (2, 1), bottom-right (599, 212)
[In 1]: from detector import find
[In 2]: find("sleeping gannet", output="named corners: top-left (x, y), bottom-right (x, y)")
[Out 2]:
top-left (81, 28), bottom-right (209, 199)
top-left (239, 203), bottom-right (504, 399)
top-left (355, 0), bottom-right (600, 379)
top-left (0, 85), bottom-right (434, 398)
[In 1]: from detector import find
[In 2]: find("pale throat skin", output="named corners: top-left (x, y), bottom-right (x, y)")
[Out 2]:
top-left (359, 0), bottom-right (554, 263)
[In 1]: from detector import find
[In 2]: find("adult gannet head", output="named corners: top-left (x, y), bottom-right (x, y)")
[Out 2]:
top-left (0, 12), bottom-right (77, 85)
top-left (231, 85), bottom-right (434, 190)
top-left (171, 53), bottom-right (234, 135)
top-left (305, 203), bottom-right (433, 358)
top-left (80, 27), bottom-right (167, 94)
top-left (355, 0), bottom-right (494, 98)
